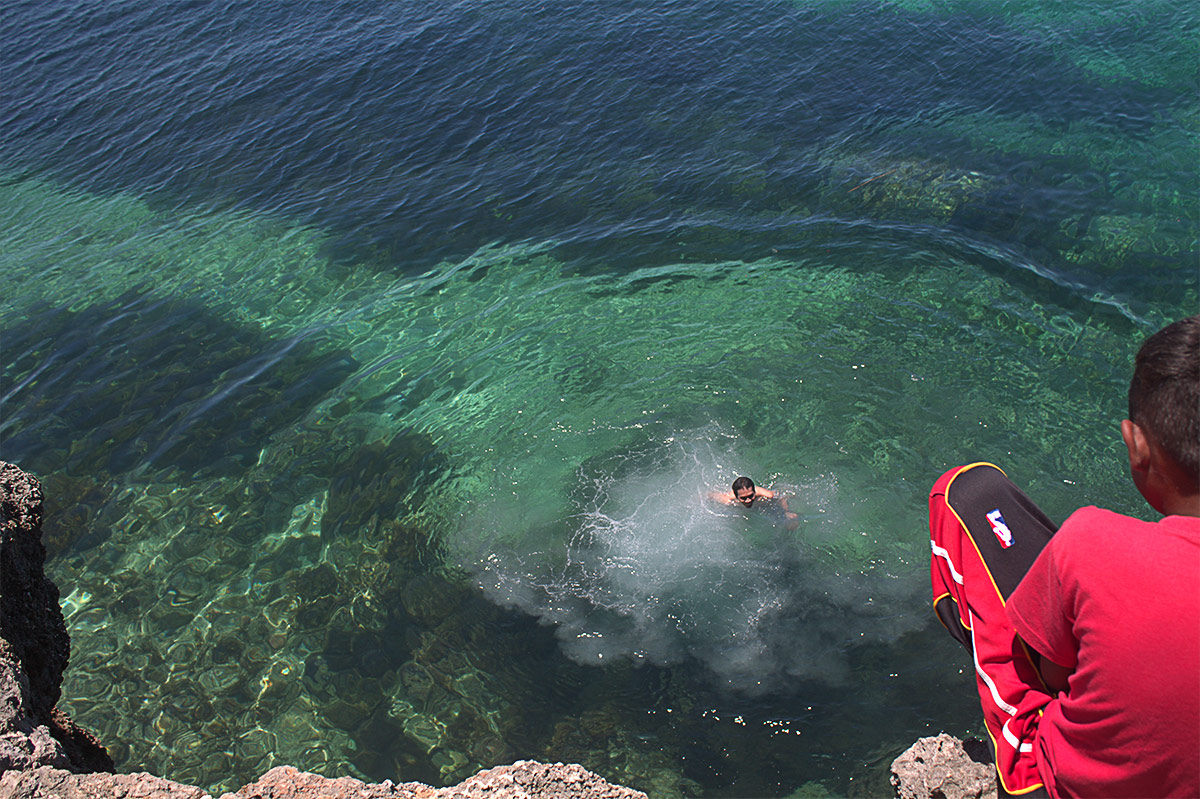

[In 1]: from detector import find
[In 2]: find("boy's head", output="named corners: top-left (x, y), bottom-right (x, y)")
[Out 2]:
top-left (1122, 315), bottom-right (1200, 515)
top-left (732, 476), bottom-right (756, 506)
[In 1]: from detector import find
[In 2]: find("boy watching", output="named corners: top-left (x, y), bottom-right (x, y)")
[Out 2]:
top-left (928, 315), bottom-right (1199, 798)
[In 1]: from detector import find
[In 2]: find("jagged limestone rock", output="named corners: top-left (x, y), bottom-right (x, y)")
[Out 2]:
top-left (890, 733), bottom-right (997, 799)
top-left (0, 462), bottom-right (113, 774)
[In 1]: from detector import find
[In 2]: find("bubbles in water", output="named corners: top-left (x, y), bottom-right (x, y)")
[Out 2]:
top-left (453, 426), bottom-right (923, 693)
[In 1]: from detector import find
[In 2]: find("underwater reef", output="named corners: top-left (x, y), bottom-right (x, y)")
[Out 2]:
top-left (0, 460), bottom-right (653, 798)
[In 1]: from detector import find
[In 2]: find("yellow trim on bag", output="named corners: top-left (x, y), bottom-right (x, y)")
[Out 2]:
top-left (982, 722), bottom-right (1046, 796)
top-left (932, 592), bottom-right (972, 631)
top-left (945, 461), bottom-right (1010, 607)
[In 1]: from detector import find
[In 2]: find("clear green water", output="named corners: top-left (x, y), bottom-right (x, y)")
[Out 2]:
top-left (3, 170), bottom-right (1186, 795)
top-left (1, 0), bottom-right (1197, 796)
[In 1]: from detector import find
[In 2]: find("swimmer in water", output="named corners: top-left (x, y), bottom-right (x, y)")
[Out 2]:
top-left (710, 476), bottom-right (800, 530)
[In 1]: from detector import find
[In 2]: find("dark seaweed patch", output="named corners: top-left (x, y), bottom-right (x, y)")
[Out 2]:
top-left (0, 290), bottom-right (357, 479)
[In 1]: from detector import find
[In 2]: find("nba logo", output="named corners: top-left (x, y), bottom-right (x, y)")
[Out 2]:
top-left (987, 508), bottom-right (1013, 548)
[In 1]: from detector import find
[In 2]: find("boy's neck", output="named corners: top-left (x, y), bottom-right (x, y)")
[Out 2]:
top-left (1124, 420), bottom-right (1200, 518)
top-left (1149, 464), bottom-right (1200, 518)
top-left (1160, 491), bottom-right (1200, 518)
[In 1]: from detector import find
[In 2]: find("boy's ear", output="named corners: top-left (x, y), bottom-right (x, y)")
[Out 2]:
top-left (1121, 419), bottom-right (1152, 473)
top-left (1121, 418), bottom-right (1159, 511)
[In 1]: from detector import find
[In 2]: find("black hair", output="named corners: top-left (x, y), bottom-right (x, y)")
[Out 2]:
top-left (732, 476), bottom-right (755, 493)
top-left (1128, 315), bottom-right (1200, 482)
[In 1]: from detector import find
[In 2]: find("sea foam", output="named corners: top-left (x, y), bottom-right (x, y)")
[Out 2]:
top-left (455, 427), bottom-right (923, 693)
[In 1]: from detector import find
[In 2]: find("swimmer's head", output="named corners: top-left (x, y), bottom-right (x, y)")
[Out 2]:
top-left (732, 476), bottom-right (756, 506)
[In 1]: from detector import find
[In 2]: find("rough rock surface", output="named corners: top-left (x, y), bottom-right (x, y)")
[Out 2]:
top-left (890, 733), bottom-right (998, 799)
top-left (0, 761), bottom-right (648, 799)
top-left (220, 762), bottom-right (648, 799)
top-left (0, 462), bottom-right (113, 774)
top-left (0, 461), bottom-right (68, 720)
top-left (0, 766), bottom-right (210, 798)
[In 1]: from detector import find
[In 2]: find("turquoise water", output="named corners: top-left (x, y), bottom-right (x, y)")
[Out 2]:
top-left (1, 0), bottom-right (1196, 796)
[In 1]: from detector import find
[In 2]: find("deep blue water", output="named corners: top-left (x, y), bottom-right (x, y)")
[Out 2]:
top-left (1, 0), bottom-right (1196, 796)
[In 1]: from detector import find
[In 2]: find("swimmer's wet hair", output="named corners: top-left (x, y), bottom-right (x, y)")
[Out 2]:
top-left (1128, 314), bottom-right (1200, 481)
top-left (732, 476), bottom-right (755, 493)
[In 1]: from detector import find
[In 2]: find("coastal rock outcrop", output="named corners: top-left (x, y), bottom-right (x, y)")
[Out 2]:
top-left (0, 766), bottom-right (210, 799)
top-left (220, 762), bottom-right (648, 799)
top-left (889, 733), bottom-right (997, 799)
top-left (0, 462), bottom-right (112, 775)
top-left (0, 761), bottom-right (648, 799)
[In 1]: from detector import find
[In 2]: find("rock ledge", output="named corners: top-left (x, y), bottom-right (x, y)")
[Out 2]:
top-left (0, 761), bottom-right (648, 799)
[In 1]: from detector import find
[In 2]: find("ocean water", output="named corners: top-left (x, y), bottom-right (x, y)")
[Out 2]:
top-left (1, 0), bottom-right (1196, 796)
